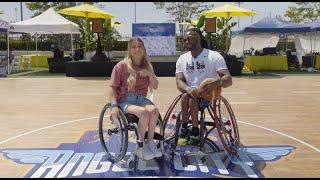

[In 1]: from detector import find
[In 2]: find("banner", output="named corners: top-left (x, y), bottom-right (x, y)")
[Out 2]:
top-left (132, 23), bottom-right (176, 56)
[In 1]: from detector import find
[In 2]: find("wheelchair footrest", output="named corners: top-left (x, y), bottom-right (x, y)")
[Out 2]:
top-left (144, 132), bottom-right (164, 141)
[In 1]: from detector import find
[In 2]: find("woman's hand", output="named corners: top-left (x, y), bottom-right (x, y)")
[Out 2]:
top-left (110, 106), bottom-right (119, 124)
top-left (138, 69), bottom-right (151, 77)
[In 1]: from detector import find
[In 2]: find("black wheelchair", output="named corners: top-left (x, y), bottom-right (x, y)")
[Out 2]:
top-left (98, 103), bottom-right (164, 170)
top-left (162, 93), bottom-right (240, 163)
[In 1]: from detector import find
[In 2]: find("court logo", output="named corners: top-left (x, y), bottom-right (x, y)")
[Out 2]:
top-left (1, 131), bottom-right (295, 178)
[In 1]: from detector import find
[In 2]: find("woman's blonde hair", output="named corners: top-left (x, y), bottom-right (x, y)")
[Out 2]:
top-left (124, 37), bottom-right (154, 94)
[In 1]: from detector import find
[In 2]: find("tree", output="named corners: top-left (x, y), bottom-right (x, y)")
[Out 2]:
top-left (284, 2), bottom-right (320, 23)
top-left (153, 2), bottom-right (215, 37)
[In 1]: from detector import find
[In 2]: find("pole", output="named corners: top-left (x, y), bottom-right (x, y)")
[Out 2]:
top-left (35, 33), bottom-right (38, 68)
top-left (226, 14), bottom-right (229, 53)
top-left (134, 2), bottom-right (137, 23)
top-left (238, 2), bottom-right (240, 28)
top-left (251, 9), bottom-right (253, 22)
top-left (20, 2), bottom-right (23, 21)
top-left (7, 29), bottom-right (10, 75)
top-left (71, 30), bottom-right (74, 61)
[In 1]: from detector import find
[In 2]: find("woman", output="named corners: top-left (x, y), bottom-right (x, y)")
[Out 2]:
top-left (108, 37), bottom-right (161, 161)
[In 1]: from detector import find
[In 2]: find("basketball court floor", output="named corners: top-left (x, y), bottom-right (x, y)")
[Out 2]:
top-left (0, 75), bottom-right (319, 178)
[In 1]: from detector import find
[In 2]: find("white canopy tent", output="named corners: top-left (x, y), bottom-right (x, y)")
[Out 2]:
top-left (229, 33), bottom-right (279, 58)
top-left (11, 8), bottom-right (80, 63)
top-left (0, 18), bottom-right (12, 74)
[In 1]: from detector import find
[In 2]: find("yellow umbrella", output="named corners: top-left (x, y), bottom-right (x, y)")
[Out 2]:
top-left (201, 3), bottom-right (256, 17)
top-left (58, 4), bottom-right (114, 19)
top-left (58, 4), bottom-right (115, 56)
top-left (201, 3), bottom-right (256, 51)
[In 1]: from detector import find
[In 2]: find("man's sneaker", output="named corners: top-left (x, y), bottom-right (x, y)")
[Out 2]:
top-left (146, 141), bottom-right (162, 158)
top-left (189, 135), bottom-right (200, 146)
top-left (178, 127), bottom-right (189, 146)
top-left (142, 143), bottom-right (155, 160)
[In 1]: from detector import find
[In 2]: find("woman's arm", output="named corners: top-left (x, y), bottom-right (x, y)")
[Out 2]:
top-left (139, 69), bottom-right (159, 89)
top-left (148, 71), bottom-right (158, 89)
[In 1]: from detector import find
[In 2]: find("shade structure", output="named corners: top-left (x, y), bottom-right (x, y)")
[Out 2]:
top-left (201, 3), bottom-right (256, 18)
top-left (201, 3), bottom-right (256, 51)
top-left (11, 8), bottom-right (80, 63)
top-left (11, 8), bottom-right (80, 34)
top-left (58, 4), bottom-right (114, 19)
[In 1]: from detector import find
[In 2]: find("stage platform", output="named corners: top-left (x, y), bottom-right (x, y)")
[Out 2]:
top-left (65, 60), bottom-right (177, 77)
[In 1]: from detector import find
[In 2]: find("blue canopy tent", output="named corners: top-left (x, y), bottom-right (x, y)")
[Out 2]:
top-left (0, 19), bottom-right (12, 75)
top-left (243, 17), bottom-right (311, 33)
top-left (229, 17), bottom-right (311, 60)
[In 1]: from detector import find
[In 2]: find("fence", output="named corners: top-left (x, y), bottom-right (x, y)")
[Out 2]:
top-left (0, 33), bottom-right (186, 52)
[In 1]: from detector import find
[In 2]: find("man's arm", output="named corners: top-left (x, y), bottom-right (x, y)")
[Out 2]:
top-left (176, 72), bottom-right (189, 93)
top-left (176, 72), bottom-right (198, 98)
top-left (199, 69), bottom-right (232, 95)
top-left (217, 69), bottom-right (232, 88)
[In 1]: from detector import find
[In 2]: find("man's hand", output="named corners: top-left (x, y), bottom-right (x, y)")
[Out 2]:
top-left (186, 87), bottom-right (199, 99)
top-left (200, 78), bottom-right (220, 96)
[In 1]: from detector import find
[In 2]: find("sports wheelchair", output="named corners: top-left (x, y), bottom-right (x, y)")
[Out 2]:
top-left (98, 103), bottom-right (164, 170)
top-left (162, 92), bottom-right (240, 162)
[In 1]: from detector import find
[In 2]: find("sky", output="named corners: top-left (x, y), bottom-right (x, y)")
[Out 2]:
top-left (0, 2), bottom-right (293, 36)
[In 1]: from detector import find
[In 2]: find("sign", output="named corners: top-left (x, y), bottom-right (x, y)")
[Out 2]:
top-left (1, 130), bottom-right (295, 178)
top-left (92, 19), bottom-right (104, 33)
top-left (205, 18), bottom-right (216, 33)
top-left (132, 23), bottom-right (176, 56)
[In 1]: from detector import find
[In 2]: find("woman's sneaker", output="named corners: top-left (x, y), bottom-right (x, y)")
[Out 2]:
top-left (142, 143), bottom-right (155, 160)
top-left (146, 141), bottom-right (162, 158)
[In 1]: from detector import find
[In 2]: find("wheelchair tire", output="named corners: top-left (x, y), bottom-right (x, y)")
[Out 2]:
top-left (212, 96), bottom-right (240, 156)
top-left (99, 103), bottom-right (128, 162)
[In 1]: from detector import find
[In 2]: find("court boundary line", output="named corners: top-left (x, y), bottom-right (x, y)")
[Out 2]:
top-left (0, 115), bottom-right (319, 155)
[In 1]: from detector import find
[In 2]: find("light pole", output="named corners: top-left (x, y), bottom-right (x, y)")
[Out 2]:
top-left (20, 2), bottom-right (23, 21)
top-left (234, 2), bottom-right (243, 28)
top-left (134, 2), bottom-right (137, 23)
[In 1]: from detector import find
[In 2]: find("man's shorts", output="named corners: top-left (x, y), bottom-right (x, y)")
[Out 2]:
top-left (118, 92), bottom-right (154, 112)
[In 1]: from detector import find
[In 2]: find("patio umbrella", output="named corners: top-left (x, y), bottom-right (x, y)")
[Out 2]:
top-left (201, 3), bottom-right (256, 51)
top-left (58, 4), bottom-right (114, 56)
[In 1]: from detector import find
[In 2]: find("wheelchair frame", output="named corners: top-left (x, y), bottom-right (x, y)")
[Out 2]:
top-left (162, 93), bottom-right (240, 160)
top-left (98, 103), bottom-right (164, 169)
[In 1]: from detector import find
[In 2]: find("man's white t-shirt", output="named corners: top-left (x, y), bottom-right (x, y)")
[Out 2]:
top-left (175, 48), bottom-right (228, 87)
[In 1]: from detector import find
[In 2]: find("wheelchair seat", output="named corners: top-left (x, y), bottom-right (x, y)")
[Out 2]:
top-left (125, 113), bottom-right (139, 124)
top-left (198, 98), bottom-right (210, 111)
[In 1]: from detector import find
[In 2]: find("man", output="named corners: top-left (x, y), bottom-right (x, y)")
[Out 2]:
top-left (175, 27), bottom-right (232, 145)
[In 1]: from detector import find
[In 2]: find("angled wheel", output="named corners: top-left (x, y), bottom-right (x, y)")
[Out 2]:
top-left (99, 103), bottom-right (128, 162)
top-left (162, 94), bottom-right (183, 141)
top-left (211, 96), bottom-right (240, 156)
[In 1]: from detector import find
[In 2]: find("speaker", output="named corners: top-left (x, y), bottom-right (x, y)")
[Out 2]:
top-left (205, 18), bottom-right (216, 33)
top-left (92, 18), bottom-right (104, 33)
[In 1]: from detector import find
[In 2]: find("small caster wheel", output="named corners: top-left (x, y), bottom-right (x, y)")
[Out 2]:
top-left (201, 157), bottom-right (206, 163)
top-left (127, 159), bottom-right (134, 169)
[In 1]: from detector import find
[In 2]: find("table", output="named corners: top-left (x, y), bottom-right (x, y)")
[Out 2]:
top-left (19, 54), bottom-right (52, 68)
top-left (244, 55), bottom-right (288, 71)
top-left (316, 55), bottom-right (320, 69)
